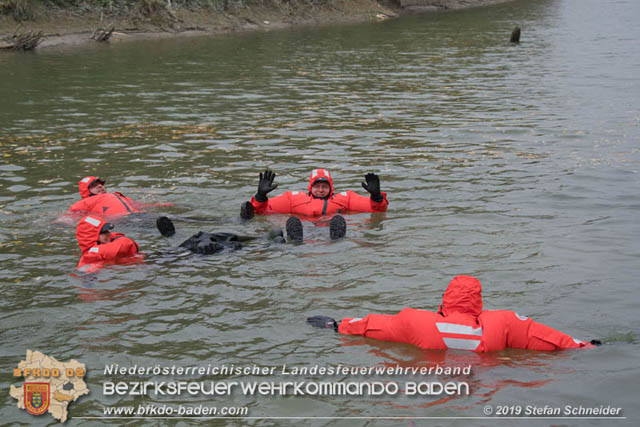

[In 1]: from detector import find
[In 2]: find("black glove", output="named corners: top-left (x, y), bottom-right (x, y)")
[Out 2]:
top-left (255, 169), bottom-right (278, 202)
top-left (361, 173), bottom-right (383, 202)
top-left (590, 339), bottom-right (602, 346)
top-left (307, 316), bottom-right (339, 332)
top-left (156, 216), bottom-right (176, 237)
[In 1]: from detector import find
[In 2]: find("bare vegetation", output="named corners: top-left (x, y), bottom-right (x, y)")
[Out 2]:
top-left (0, 0), bottom-right (36, 21)
top-left (134, 0), bottom-right (181, 29)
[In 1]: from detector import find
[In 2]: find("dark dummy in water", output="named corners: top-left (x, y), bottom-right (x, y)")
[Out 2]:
top-left (156, 216), bottom-right (285, 255)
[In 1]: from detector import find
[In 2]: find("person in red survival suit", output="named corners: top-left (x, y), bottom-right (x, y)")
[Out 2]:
top-left (308, 275), bottom-right (601, 352)
top-left (68, 176), bottom-right (172, 218)
top-left (240, 169), bottom-right (388, 241)
top-left (76, 215), bottom-right (142, 272)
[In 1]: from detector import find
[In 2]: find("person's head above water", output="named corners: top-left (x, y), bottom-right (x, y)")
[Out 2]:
top-left (98, 222), bottom-right (114, 244)
top-left (76, 215), bottom-right (114, 252)
top-left (307, 169), bottom-right (334, 199)
top-left (89, 179), bottom-right (106, 195)
top-left (310, 179), bottom-right (331, 198)
top-left (438, 275), bottom-right (483, 317)
top-left (78, 176), bottom-right (106, 198)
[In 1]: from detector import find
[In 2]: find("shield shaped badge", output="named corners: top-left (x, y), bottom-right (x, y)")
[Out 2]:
top-left (24, 383), bottom-right (50, 416)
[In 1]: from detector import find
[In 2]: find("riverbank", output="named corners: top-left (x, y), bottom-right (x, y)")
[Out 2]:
top-left (0, 0), bottom-right (513, 50)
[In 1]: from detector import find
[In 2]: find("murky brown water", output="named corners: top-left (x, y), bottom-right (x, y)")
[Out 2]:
top-left (1, 0), bottom-right (639, 424)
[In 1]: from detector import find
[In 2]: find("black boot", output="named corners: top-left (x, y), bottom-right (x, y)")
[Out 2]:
top-left (156, 216), bottom-right (176, 237)
top-left (329, 215), bottom-right (346, 240)
top-left (240, 201), bottom-right (254, 220)
top-left (285, 216), bottom-right (303, 242)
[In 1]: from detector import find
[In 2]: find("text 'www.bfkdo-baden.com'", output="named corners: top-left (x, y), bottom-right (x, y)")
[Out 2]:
top-left (102, 404), bottom-right (249, 417)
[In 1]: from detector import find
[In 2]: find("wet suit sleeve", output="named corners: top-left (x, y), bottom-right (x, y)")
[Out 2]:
top-left (110, 235), bottom-right (140, 258)
top-left (69, 197), bottom-right (96, 213)
top-left (338, 313), bottom-right (409, 343)
top-left (504, 312), bottom-right (592, 350)
top-left (336, 191), bottom-right (388, 213)
top-left (96, 237), bottom-right (139, 260)
top-left (250, 192), bottom-right (293, 214)
top-left (78, 236), bottom-right (141, 271)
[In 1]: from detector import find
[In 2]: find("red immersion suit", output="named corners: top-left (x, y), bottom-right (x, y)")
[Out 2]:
top-left (76, 215), bottom-right (141, 272)
top-left (68, 176), bottom-right (141, 217)
top-left (250, 169), bottom-right (388, 217)
top-left (338, 275), bottom-right (592, 352)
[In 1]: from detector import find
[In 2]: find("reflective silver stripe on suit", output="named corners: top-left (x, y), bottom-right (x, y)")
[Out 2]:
top-left (442, 337), bottom-right (481, 350)
top-left (436, 323), bottom-right (482, 336)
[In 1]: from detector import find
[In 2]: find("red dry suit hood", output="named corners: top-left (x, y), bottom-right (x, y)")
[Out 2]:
top-left (440, 275), bottom-right (483, 317)
top-left (76, 215), bottom-right (108, 253)
top-left (307, 169), bottom-right (334, 197)
top-left (78, 176), bottom-right (105, 199)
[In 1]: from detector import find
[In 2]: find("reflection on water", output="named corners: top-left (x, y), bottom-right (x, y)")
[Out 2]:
top-left (1, 0), bottom-right (639, 422)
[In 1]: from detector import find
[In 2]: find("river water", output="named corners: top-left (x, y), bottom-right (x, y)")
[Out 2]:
top-left (1, 0), bottom-right (639, 425)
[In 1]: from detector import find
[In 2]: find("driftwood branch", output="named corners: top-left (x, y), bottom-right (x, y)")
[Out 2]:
top-left (1, 30), bottom-right (43, 51)
top-left (91, 25), bottom-right (115, 42)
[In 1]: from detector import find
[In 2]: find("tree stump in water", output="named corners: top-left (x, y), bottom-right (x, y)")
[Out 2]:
top-left (510, 27), bottom-right (521, 44)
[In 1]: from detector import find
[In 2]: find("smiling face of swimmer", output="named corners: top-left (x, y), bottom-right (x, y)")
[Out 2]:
top-left (98, 230), bottom-right (111, 244)
top-left (89, 181), bottom-right (106, 195)
top-left (311, 181), bottom-right (331, 199)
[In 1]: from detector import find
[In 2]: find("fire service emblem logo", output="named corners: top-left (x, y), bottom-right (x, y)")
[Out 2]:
top-left (24, 383), bottom-right (50, 416)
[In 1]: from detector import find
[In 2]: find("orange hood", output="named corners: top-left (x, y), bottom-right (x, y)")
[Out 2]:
top-left (76, 215), bottom-right (107, 253)
top-left (440, 275), bottom-right (483, 317)
top-left (307, 169), bottom-right (334, 197)
top-left (78, 176), bottom-right (104, 199)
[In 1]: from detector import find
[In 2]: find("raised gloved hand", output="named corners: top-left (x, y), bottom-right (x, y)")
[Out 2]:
top-left (255, 169), bottom-right (278, 203)
top-left (156, 216), bottom-right (176, 237)
top-left (361, 172), bottom-right (383, 202)
top-left (307, 316), bottom-right (339, 332)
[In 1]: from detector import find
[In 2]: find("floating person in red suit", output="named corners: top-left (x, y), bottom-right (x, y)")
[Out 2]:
top-left (240, 168), bottom-right (388, 241)
top-left (308, 275), bottom-right (600, 352)
top-left (75, 215), bottom-right (142, 272)
top-left (67, 176), bottom-right (172, 219)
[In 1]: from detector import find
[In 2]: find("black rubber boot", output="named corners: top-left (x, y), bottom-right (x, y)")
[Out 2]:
top-left (156, 216), bottom-right (176, 237)
top-left (285, 216), bottom-right (303, 242)
top-left (240, 201), bottom-right (254, 220)
top-left (329, 215), bottom-right (346, 240)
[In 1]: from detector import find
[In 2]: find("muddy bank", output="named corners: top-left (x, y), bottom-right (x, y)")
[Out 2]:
top-left (0, 0), bottom-right (514, 50)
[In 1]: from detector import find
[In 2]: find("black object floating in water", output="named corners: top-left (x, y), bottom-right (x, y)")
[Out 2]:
top-left (179, 232), bottom-right (243, 255)
top-left (240, 201), bottom-right (254, 220)
top-left (156, 216), bottom-right (176, 237)
top-left (510, 27), bottom-right (521, 44)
